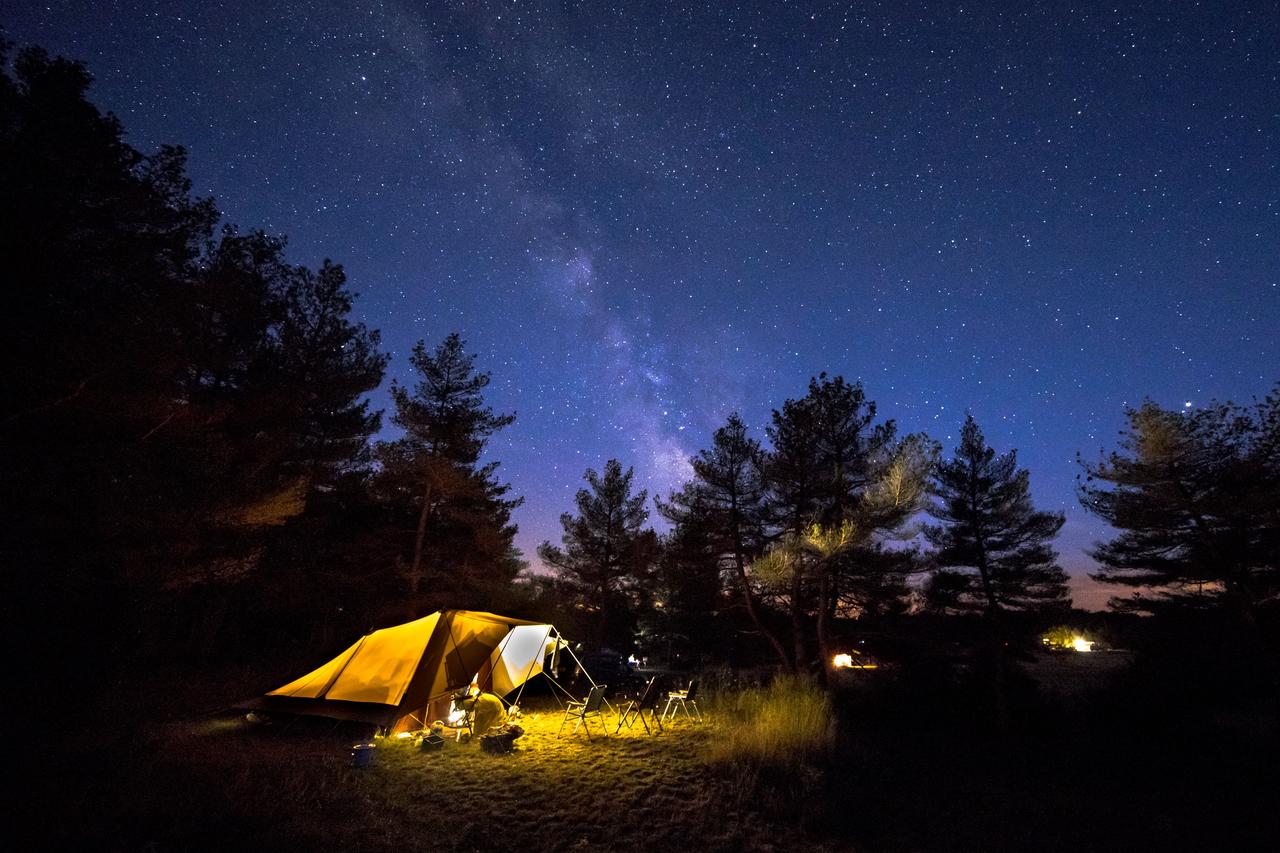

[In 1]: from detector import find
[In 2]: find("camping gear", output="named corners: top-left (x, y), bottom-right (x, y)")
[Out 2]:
top-left (479, 724), bottom-right (524, 754)
top-left (240, 610), bottom-right (588, 733)
top-left (615, 676), bottom-right (664, 736)
top-left (351, 743), bottom-right (377, 767)
top-left (419, 734), bottom-right (445, 752)
top-left (661, 679), bottom-right (703, 723)
top-left (559, 684), bottom-right (609, 739)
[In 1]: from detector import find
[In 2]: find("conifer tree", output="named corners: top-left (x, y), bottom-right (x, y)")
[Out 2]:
top-left (759, 376), bottom-right (929, 670)
top-left (376, 333), bottom-right (520, 605)
top-left (1079, 392), bottom-right (1280, 625)
top-left (926, 415), bottom-right (1069, 614)
top-left (643, 504), bottom-right (724, 667)
top-left (0, 44), bottom-right (390, 667)
top-left (658, 414), bottom-right (791, 668)
top-left (539, 460), bottom-right (658, 648)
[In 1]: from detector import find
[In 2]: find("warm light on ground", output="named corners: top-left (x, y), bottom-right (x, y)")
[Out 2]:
top-left (1072, 636), bottom-right (1095, 652)
top-left (832, 653), bottom-right (854, 668)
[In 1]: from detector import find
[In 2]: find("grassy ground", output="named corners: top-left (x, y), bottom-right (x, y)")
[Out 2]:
top-left (23, 655), bottom-right (1280, 851)
top-left (31, 681), bottom-right (845, 853)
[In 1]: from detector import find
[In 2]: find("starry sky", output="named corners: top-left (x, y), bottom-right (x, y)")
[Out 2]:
top-left (7, 1), bottom-right (1278, 608)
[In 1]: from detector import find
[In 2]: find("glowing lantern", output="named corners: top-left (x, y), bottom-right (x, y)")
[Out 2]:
top-left (832, 653), bottom-right (854, 668)
top-left (1071, 636), bottom-right (1095, 652)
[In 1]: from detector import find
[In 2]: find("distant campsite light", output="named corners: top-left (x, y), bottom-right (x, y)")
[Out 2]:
top-left (832, 651), bottom-right (878, 669)
top-left (832, 653), bottom-right (854, 668)
top-left (1042, 625), bottom-right (1095, 652)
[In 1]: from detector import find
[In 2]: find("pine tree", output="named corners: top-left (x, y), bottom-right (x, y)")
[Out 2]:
top-left (1078, 392), bottom-right (1280, 625)
top-left (538, 460), bottom-right (658, 648)
top-left (760, 376), bottom-right (929, 670)
top-left (377, 333), bottom-right (520, 606)
top-left (0, 44), bottom-right (391, 674)
top-left (276, 258), bottom-right (387, 487)
top-left (658, 414), bottom-right (791, 668)
top-left (643, 506), bottom-right (724, 667)
top-left (927, 415), bottom-right (1069, 614)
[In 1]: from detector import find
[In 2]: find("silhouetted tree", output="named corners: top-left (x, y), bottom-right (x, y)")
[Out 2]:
top-left (659, 414), bottom-right (790, 668)
top-left (926, 414), bottom-right (1069, 615)
top-left (641, 502), bottom-right (724, 667)
top-left (927, 414), bottom-right (1068, 730)
top-left (539, 460), bottom-right (658, 649)
top-left (1079, 392), bottom-right (1280, 631)
top-left (0, 43), bottom-right (389, 681)
top-left (375, 334), bottom-right (521, 613)
top-left (759, 376), bottom-right (931, 671)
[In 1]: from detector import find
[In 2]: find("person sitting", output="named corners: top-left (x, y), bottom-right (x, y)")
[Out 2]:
top-left (451, 688), bottom-right (508, 737)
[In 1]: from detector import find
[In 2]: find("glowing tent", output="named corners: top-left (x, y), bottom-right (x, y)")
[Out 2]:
top-left (245, 610), bottom-right (567, 732)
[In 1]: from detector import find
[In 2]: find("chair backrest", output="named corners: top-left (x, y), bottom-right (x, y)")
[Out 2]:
top-left (635, 676), bottom-right (659, 709)
top-left (583, 685), bottom-right (607, 713)
top-left (684, 679), bottom-right (700, 702)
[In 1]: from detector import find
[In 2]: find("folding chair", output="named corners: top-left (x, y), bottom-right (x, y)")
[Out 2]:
top-left (614, 676), bottom-right (664, 735)
top-left (661, 678), bottom-right (703, 723)
top-left (558, 685), bottom-right (609, 739)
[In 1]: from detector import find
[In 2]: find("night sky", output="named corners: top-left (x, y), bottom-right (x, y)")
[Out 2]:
top-left (7, 2), bottom-right (1278, 607)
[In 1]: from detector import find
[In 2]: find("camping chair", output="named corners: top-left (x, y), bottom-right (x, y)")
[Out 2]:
top-left (661, 678), bottom-right (703, 723)
top-left (614, 676), bottom-right (664, 735)
top-left (558, 685), bottom-right (609, 739)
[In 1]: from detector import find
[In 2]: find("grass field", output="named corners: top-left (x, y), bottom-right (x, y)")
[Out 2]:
top-left (34, 678), bottom-right (845, 853)
top-left (25, 656), bottom-right (1280, 851)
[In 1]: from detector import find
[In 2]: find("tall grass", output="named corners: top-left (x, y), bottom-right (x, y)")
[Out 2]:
top-left (706, 675), bottom-right (836, 826)
top-left (708, 675), bottom-right (835, 771)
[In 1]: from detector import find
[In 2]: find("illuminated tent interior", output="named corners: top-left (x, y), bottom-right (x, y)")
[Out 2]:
top-left (243, 610), bottom-right (568, 733)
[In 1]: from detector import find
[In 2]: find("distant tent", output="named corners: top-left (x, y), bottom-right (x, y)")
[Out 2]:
top-left (244, 610), bottom-right (570, 732)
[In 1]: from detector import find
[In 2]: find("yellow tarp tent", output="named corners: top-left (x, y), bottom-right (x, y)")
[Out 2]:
top-left (249, 610), bottom-right (564, 732)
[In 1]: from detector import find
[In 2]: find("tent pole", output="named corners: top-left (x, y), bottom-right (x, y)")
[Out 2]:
top-left (540, 671), bottom-right (579, 707)
top-left (562, 638), bottom-right (619, 716)
top-left (484, 625), bottom-right (519, 697)
top-left (442, 611), bottom-right (471, 693)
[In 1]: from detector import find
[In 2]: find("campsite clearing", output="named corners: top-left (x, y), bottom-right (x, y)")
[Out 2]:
top-left (42, 696), bottom-right (842, 853)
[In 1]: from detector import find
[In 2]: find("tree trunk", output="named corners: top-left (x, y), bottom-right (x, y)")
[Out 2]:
top-left (791, 567), bottom-right (807, 672)
top-left (732, 547), bottom-right (792, 669)
top-left (408, 479), bottom-right (434, 594)
top-left (816, 568), bottom-right (833, 686)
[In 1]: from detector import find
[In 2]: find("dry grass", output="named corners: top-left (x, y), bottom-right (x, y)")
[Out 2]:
top-left (38, 687), bottom-right (851, 853)
top-left (704, 676), bottom-right (836, 826)
top-left (707, 675), bottom-right (835, 770)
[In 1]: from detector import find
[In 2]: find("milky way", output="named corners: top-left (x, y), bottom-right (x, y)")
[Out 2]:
top-left (8, 1), bottom-right (1278, 607)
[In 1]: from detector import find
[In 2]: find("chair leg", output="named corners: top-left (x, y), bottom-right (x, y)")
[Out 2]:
top-left (615, 702), bottom-right (634, 734)
top-left (689, 700), bottom-right (702, 722)
top-left (650, 708), bottom-right (663, 733)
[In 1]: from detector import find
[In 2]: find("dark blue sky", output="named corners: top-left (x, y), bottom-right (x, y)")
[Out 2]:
top-left (8, 1), bottom-right (1277, 607)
